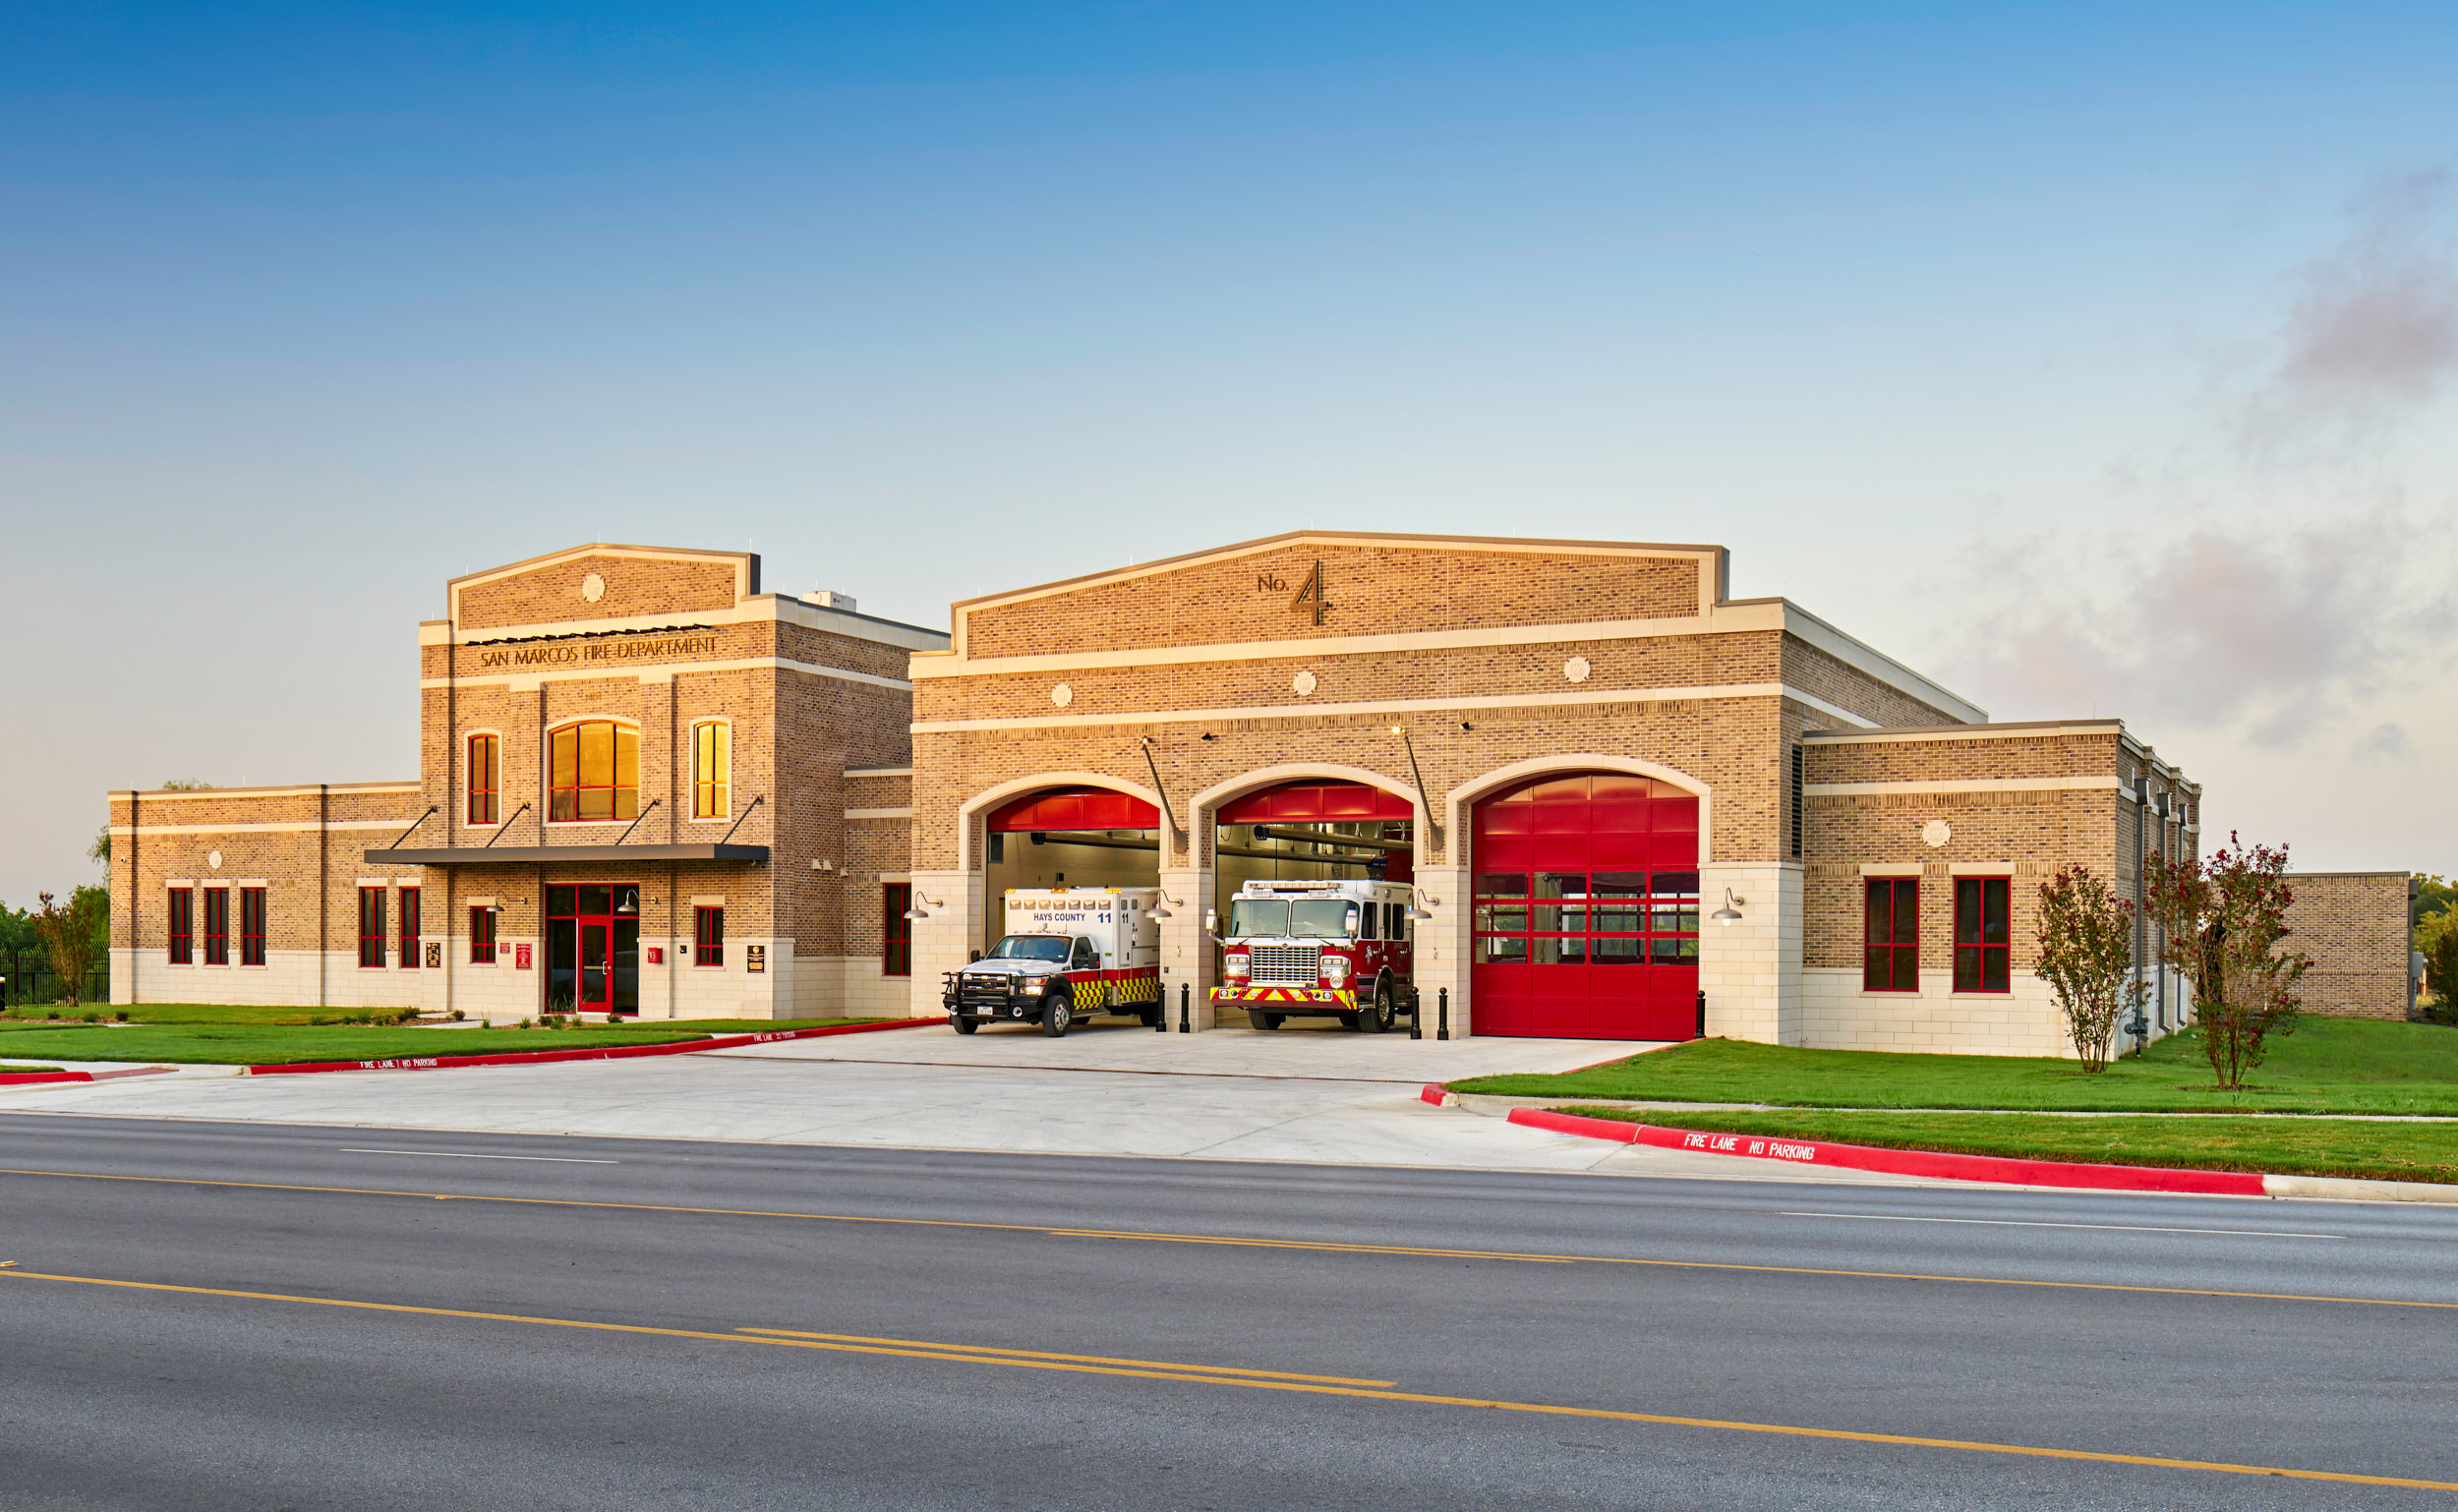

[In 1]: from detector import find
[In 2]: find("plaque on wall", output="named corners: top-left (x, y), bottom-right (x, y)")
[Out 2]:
top-left (745, 944), bottom-right (766, 974)
top-left (514, 943), bottom-right (533, 970)
top-left (425, 943), bottom-right (441, 968)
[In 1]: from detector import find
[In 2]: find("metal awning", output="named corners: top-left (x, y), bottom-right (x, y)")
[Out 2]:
top-left (363, 844), bottom-right (769, 866)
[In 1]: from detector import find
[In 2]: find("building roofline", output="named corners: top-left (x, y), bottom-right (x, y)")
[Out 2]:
top-left (115, 781), bottom-right (421, 801)
top-left (947, 530), bottom-right (1727, 612)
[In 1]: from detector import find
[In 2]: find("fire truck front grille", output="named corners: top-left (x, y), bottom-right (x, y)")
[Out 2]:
top-left (1247, 945), bottom-right (1322, 984)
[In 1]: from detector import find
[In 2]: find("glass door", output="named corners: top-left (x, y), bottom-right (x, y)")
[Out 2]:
top-left (545, 884), bottom-right (641, 1017)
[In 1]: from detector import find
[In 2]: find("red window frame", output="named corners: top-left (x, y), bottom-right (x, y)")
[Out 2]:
top-left (469, 905), bottom-right (497, 964)
top-left (882, 885), bottom-right (911, 976)
top-left (1954, 877), bottom-right (2012, 993)
top-left (694, 905), bottom-right (725, 967)
top-left (1862, 877), bottom-right (1918, 992)
top-left (167, 889), bottom-right (194, 965)
top-left (202, 887), bottom-right (230, 966)
top-left (467, 733), bottom-right (499, 826)
top-left (358, 888), bottom-right (387, 969)
top-left (240, 889), bottom-right (267, 966)
top-left (400, 887), bottom-right (422, 969)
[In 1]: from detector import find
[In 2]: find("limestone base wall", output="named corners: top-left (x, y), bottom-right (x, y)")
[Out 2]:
top-left (1800, 967), bottom-right (2181, 1059)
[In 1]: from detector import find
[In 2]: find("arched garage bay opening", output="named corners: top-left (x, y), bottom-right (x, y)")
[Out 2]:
top-left (1211, 781), bottom-right (1414, 926)
top-left (1471, 772), bottom-right (1700, 1041)
top-left (981, 786), bottom-right (1161, 957)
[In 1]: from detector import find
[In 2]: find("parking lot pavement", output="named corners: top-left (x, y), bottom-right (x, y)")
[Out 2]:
top-left (0, 1022), bottom-right (1937, 1184)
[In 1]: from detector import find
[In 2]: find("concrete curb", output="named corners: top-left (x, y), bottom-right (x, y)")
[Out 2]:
top-left (0, 1067), bottom-right (180, 1087)
top-left (243, 1017), bottom-right (943, 1076)
top-left (1503, 1106), bottom-right (2267, 1194)
top-left (1491, 1105), bottom-right (2458, 1202)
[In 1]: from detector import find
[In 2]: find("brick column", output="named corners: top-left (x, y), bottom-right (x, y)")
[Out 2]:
top-left (1157, 864), bottom-right (1213, 1029)
top-left (904, 868), bottom-right (979, 1018)
top-left (1411, 862), bottom-right (1472, 1039)
top-left (1699, 863), bottom-right (1801, 1045)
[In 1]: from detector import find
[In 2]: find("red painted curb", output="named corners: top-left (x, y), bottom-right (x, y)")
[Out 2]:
top-left (1419, 1083), bottom-right (1448, 1106)
top-left (243, 1017), bottom-right (945, 1076)
top-left (0, 1071), bottom-right (93, 1085)
top-left (1504, 1107), bottom-right (2269, 1196)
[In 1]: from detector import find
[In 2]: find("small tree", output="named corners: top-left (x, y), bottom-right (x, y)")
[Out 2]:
top-left (2143, 834), bottom-right (2311, 1091)
top-left (2036, 865), bottom-right (2146, 1072)
top-left (2419, 906), bottom-right (2458, 1025)
top-left (32, 887), bottom-right (108, 1008)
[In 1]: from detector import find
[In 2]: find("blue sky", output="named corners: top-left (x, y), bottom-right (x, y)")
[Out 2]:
top-left (5, 2), bottom-right (2455, 904)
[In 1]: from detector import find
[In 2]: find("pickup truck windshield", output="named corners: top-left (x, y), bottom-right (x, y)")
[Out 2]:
top-left (1226, 900), bottom-right (1356, 939)
top-left (982, 935), bottom-right (1072, 962)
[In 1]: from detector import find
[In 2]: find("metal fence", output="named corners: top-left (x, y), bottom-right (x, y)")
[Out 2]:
top-left (0, 949), bottom-right (109, 1010)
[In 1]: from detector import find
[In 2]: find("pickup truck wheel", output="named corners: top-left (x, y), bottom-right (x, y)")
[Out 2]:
top-left (1247, 1010), bottom-right (1281, 1030)
top-left (1041, 995), bottom-right (1073, 1038)
top-left (1364, 979), bottom-right (1397, 1033)
top-left (949, 1012), bottom-right (978, 1035)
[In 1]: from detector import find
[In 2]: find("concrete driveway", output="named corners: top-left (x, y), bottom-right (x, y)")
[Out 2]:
top-left (0, 1022), bottom-right (1931, 1184)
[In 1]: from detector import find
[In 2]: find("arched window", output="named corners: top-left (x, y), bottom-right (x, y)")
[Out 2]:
top-left (691, 722), bottom-right (730, 819)
top-left (467, 733), bottom-right (499, 825)
top-left (548, 721), bottom-right (639, 822)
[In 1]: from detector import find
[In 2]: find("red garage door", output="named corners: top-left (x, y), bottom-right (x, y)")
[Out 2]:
top-left (1470, 773), bottom-right (1700, 1041)
top-left (986, 787), bottom-right (1161, 831)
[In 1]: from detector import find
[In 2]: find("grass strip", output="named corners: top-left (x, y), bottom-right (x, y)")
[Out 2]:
top-left (1454, 1018), bottom-right (2458, 1115)
top-left (1555, 1106), bottom-right (2458, 1185)
top-left (1, 1064), bottom-right (68, 1074)
top-left (0, 1018), bottom-right (890, 1064)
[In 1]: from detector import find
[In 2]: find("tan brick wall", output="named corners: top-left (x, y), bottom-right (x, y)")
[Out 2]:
top-left (2285, 872), bottom-right (2412, 1019)
top-left (453, 552), bottom-right (746, 630)
top-left (963, 543), bottom-right (1705, 658)
top-left (1783, 638), bottom-right (1966, 728)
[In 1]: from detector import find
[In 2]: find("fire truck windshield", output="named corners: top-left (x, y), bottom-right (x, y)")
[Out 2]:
top-left (982, 935), bottom-right (1072, 962)
top-left (1226, 899), bottom-right (1357, 939)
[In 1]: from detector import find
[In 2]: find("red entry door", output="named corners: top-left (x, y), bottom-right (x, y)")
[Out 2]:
top-left (579, 923), bottom-right (611, 1012)
top-left (1470, 773), bottom-right (1700, 1041)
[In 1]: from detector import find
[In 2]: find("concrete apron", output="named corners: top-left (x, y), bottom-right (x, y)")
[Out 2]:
top-left (0, 1024), bottom-right (1947, 1185)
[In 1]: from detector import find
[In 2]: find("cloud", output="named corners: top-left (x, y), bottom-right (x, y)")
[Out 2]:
top-left (2241, 172), bottom-right (2458, 450)
top-left (2353, 722), bottom-right (2410, 760)
top-left (1940, 508), bottom-right (2454, 750)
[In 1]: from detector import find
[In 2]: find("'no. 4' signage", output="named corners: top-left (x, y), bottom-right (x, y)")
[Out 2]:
top-left (1256, 559), bottom-right (1332, 625)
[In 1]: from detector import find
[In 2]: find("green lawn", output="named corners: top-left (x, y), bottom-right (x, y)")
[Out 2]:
top-left (1451, 1018), bottom-right (2458, 1115)
top-left (2, 1064), bottom-right (67, 1074)
top-left (0, 1018), bottom-right (888, 1065)
top-left (1553, 1106), bottom-right (2458, 1185)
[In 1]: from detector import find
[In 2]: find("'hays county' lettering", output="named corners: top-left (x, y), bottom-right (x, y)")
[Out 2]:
top-left (477, 634), bottom-right (721, 669)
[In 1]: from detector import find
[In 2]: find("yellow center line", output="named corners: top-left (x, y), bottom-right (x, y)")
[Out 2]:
top-left (5, 1268), bottom-right (2450, 1494)
top-left (733, 1327), bottom-right (1396, 1385)
top-left (4, 1164), bottom-right (2453, 1311)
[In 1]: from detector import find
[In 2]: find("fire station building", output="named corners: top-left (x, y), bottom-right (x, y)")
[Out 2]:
top-left (110, 532), bottom-right (2208, 1055)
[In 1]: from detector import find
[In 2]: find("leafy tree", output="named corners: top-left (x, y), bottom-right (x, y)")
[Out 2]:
top-left (2415, 873), bottom-right (2457, 932)
top-left (2420, 907), bottom-right (2458, 1025)
top-left (2036, 865), bottom-right (2148, 1072)
top-left (2144, 834), bottom-right (2312, 1090)
top-left (32, 887), bottom-right (108, 1008)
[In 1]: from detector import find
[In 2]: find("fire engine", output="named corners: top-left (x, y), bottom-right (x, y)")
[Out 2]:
top-left (944, 887), bottom-right (1163, 1037)
top-left (1208, 878), bottom-right (1420, 1032)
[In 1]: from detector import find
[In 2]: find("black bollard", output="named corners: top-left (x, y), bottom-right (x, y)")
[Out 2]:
top-left (1154, 980), bottom-right (1167, 1031)
top-left (1179, 981), bottom-right (1191, 1033)
top-left (1409, 991), bottom-right (1422, 1041)
top-left (1436, 986), bottom-right (1449, 1041)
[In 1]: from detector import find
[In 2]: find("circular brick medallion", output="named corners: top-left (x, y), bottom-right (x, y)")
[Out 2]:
top-left (1921, 820), bottom-right (1953, 848)
top-left (1050, 683), bottom-right (1074, 707)
top-left (581, 572), bottom-right (607, 603)
top-left (1292, 670), bottom-right (1318, 696)
top-left (1563, 656), bottom-right (1591, 683)
top-left (207, 850), bottom-right (223, 870)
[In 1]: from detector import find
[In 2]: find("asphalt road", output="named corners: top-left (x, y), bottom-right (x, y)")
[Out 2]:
top-left (6, 1112), bottom-right (2457, 1510)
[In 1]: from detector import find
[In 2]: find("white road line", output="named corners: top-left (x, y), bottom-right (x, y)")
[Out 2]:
top-left (341, 1148), bottom-right (618, 1164)
top-left (1783, 1212), bottom-right (2341, 1240)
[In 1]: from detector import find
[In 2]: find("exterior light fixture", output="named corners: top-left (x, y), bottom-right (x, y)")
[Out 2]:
top-left (904, 892), bottom-right (942, 922)
top-left (1711, 889), bottom-right (1744, 926)
top-left (1406, 888), bottom-right (1438, 921)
